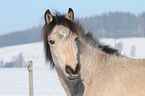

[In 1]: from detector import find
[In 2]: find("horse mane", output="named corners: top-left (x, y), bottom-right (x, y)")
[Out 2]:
top-left (82, 32), bottom-right (118, 54)
top-left (42, 12), bottom-right (118, 68)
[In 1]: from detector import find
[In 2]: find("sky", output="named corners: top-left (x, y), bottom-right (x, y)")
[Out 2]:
top-left (0, 0), bottom-right (145, 35)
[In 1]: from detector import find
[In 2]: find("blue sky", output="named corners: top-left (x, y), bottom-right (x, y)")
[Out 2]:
top-left (0, 0), bottom-right (145, 35)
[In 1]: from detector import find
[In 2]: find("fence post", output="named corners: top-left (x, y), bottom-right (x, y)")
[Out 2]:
top-left (28, 61), bottom-right (33, 96)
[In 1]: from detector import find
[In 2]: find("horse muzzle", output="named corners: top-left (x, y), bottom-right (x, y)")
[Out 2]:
top-left (67, 73), bottom-right (80, 80)
top-left (65, 63), bottom-right (80, 80)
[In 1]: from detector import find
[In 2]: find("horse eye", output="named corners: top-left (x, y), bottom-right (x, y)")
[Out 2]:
top-left (75, 37), bottom-right (79, 41)
top-left (49, 40), bottom-right (55, 45)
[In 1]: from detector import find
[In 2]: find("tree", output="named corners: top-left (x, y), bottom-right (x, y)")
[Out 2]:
top-left (0, 60), bottom-right (4, 67)
top-left (5, 62), bottom-right (15, 68)
top-left (116, 41), bottom-right (123, 50)
top-left (130, 46), bottom-right (136, 57)
top-left (14, 52), bottom-right (26, 67)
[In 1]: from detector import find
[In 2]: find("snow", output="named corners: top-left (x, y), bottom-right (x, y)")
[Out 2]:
top-left (101, 37), bottom-right (145, 58)
top-left (0, 42), bottom-right (66, 96)
top-left (0, 42), bottom-right (45, 67)
top-left (0, 37), bottom-right (145, 96)
top-left (0, 68), bottom-right (66, 96)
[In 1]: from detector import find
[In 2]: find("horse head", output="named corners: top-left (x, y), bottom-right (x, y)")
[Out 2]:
top-left (43, 8), bottom-right (81, 81)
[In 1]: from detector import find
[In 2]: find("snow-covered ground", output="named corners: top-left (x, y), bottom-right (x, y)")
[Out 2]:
top-left (0, 42), bottom-right (45, 68)
top-left (0, 37), bottom-right (145, 96)
top-left (101, 37), bottom-right (145, 59)
top-left (0, 42), bottom-right (67, 96)
top-left (0, 68), bottom-right (66, 96)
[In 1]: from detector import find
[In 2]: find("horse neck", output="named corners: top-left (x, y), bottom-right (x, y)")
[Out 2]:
top-left (79, 38), bottom-right (145, 95)
top-left (79, 38), bottom-right (114, 83)
top-left (79, 38), bottom-right (145, 87)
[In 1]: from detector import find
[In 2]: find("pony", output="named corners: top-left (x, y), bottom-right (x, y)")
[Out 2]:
top-left (42, 8), bottom-right (145, 96)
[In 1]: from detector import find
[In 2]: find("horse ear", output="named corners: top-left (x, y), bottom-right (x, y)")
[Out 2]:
top-left (45, 9), bottom-right (53, 25)
top-left (65, 8), bottom-right (74, 21)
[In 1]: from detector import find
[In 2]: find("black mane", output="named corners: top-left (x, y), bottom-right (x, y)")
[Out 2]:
top-left (83, 32), bottom-right (118, 54)
top-left (42, 12), bottom-right (118, 67)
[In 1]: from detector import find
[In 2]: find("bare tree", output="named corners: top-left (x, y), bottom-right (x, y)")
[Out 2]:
top-left (14, 52), bottom-right (25, 67)
top-left (130, 46), bottom-right (136, 57)
top-left (0, 60), bottom-right (4, 67)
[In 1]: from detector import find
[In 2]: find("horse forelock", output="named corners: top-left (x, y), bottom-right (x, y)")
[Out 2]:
top-left (43, 13), bottom-right (81, 36)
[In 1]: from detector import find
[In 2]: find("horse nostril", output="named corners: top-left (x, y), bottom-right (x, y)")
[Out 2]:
top-left (65, 64), bottom-right (80, 76)
top-left (65, 65), bottom-right (73, 75)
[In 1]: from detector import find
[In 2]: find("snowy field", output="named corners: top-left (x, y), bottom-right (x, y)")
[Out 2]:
top-left (0, 68), bottom-right (66, 96)
top-left (0, 42), bottom-right (67, 96)
top-left (0, 37), bottom-right (145, 96)
top-left (101, 37), bottom-right (145, 59)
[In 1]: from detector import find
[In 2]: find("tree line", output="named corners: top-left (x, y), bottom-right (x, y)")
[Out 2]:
top-left (0, 12), bottom-right (145, 47)
top-left (81, 12), bottom-right (145, 38)
top-left (0, 53), bottom-right (26, 68)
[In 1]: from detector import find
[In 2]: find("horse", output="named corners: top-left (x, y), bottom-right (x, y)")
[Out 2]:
top-left (42, 8), bottom-right (145, 96)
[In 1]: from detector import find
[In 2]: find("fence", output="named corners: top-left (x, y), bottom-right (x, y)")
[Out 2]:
top-left (27, 61), bottom-right (33, 96)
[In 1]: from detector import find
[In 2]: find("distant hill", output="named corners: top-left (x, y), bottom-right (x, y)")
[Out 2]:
top-left (0, 25), bottom-right (42, 48)
top-left (81, 12), bottom-right (145, 38)
top-left (0, 12), bottom-right (145, 48)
